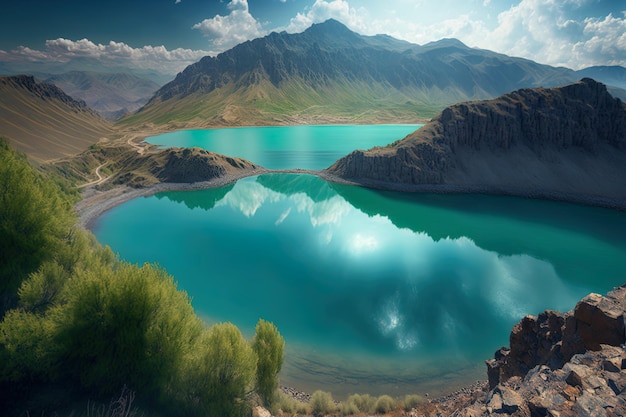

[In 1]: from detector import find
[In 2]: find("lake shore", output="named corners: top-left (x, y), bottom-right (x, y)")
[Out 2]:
top-left (75, 168), bottom-right (358, 229)
top-left (76, 165), bottom-right (626, 230)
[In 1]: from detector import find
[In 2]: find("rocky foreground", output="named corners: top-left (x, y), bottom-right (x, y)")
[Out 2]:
top-left (441, 285), bottom-right (626, 416)
top-left (329, 78), bottom-right (626, 209)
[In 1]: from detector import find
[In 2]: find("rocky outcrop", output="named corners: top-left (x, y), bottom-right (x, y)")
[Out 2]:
top-left (329, 78), bottom-right (626, 207)
top-left (455, 345), bottom-right (626, 416)
top-left (108, 147), bottom-right (259, 187)
top-left (487, 285), bottom-right (626, 389)
top-left (448, 285), bottom-right (626, 416)
top-left (154, 148), bottom-right (256, 183)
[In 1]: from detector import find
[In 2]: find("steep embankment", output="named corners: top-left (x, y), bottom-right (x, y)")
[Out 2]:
top-left (0, 75), bottom-right (113, 162)
top-left (329, 78), bottom-right (626, 207)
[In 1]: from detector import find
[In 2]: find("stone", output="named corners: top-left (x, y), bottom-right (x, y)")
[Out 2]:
top-left (603, 359), bottom-right (621, 373)
top-left (252, 406), bottom-right (272, 417)
top-left (565, 370), bottom-right (583, 387)
top-left (449, 286), bottom-right (626, 416)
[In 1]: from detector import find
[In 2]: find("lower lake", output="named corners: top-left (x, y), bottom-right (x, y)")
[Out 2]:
top-left (94, 125), bottom-right (626, 398)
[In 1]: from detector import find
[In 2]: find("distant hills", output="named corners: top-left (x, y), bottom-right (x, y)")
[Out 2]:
top-left (125, 19), bottom-right (625, 127)
top-left (0, 75), bottom-right (112, 162)
top-left (45, 71), bottom-right (161, 120)
top-left (329, 78), bottom-right (626, 208)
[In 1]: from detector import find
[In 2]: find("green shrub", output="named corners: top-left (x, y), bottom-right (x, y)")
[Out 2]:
top-left (184, 322), bottom-right (256, 417)
top-left (340, 398), bottom-right (359, 416)
top-left (51, 262), bottom-right (202, 397)
top-left (310, 390), bottom-right (336, 416)
top-left (347, 393), bottom-right (375, 414)
top-left (271, 391), bottom-right (309, 415)
top-left (0, 309), bottom-right (55, 383)
top-left (0, 138), bottom-right (75, 312)
top-left (374, 395), bottom-right (396, 414)
top-left (403, 394), bottom-right (424, 410)
top-left (252, 319), bottom-right (285, 407)
top-left (17, 261), bottom-right (68, 314)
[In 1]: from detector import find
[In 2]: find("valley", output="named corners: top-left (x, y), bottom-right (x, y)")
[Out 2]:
top-left (1, 15), bottom-right (626, 417)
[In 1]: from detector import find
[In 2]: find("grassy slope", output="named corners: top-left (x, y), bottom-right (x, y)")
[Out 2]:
top-left (119, 78), bottom-right (443, 128)
top-left (0, 77), bottom-right (114, 163)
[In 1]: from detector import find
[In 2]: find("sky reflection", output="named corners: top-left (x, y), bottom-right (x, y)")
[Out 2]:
top-left (95, 173), bottom-right (626, 395)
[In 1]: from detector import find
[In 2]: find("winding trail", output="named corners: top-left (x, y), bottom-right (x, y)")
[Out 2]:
top-left (126, 133), bottom-right (147, 155)
top-left (77, 162), bottom-right (110, 189)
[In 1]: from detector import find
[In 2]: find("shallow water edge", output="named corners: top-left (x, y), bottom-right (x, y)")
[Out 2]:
top-left (76, 166), bottom-right (626, 231)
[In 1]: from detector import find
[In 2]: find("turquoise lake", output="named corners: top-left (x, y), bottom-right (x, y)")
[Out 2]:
top-left (146, 124), bottom-right (422, 170)
top-left (94, 125), bottom-right (626, 398)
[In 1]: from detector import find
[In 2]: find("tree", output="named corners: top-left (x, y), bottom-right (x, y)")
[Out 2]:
top-left (252, 318), bottom-right (285, 406)
top-left (185, 323), bottom-right (256, 417)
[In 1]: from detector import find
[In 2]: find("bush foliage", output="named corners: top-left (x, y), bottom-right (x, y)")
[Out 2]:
top-left (253, 318), bottom-right (285, 407)
top-left (0, 139), bottom-right (285, 416)
top-left (310, 391), bottom-right (336, 416)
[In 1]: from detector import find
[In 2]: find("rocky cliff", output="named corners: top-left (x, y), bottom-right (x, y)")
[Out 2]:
top-left (328, 78), bottom-right (626, 207)
top-left (82, 145), bottom-right (259, 188)
top-left (442, 285), bottom-right (626, 417)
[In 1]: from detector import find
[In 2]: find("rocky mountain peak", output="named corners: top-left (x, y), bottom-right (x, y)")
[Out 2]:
top-left (138, 19), bottom-right (581, 121)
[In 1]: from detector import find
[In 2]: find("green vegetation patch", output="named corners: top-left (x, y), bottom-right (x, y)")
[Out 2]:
top-left (0, 138), bottom-right (283, 417)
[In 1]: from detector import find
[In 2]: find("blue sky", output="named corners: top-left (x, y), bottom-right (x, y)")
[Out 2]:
top-left (1, 0), bottom-right (624, 76)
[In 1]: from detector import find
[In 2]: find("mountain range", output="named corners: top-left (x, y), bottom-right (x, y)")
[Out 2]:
top-left (2, 19), bottom-right (626, 165)
top-left (45, 71), bottom-right (161, 120)
top-left (125, 19), bottom-right (625, 127)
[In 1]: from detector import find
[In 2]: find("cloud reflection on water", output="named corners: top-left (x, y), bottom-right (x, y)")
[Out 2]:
top-left (160, 174), bottom-right (576, 358)
top-left (98, 173), bottom-right (626, 396)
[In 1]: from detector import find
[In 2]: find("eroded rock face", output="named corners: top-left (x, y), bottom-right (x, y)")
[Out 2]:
top-left (328, 78), bottom-right (626, 206)
top-left (460, 346), bottom-right (626, 417)
top-left (487, 286), bottom-right (626, 389)
top-left (451, 285), bottom-right (626, 417)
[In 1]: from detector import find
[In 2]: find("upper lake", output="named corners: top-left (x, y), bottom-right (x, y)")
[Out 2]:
top-left (146, 124), bottom-right (422, 170)
top-left (94, 125), bottom-right (626, 398)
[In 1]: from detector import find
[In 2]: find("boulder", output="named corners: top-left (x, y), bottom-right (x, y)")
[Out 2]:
top-left (488, 285), bottom-right (626, 388)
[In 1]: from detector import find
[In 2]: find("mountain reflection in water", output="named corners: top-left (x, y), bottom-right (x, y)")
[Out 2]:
top-left (95, 173), bottom-right (626, 396)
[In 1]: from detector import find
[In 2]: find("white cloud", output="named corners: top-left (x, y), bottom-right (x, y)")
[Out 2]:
top-left (283, 0), bottom-right (370, 34)
top-left (192, 0), bottom-right (265, 54)
top-left (356, 0), bottom-right (626, 69)
top-left (279, 0), bottom-right (626, 70)
top-left (0, 38), bottom-right (209, 75)
top-left (481, 0), bottom-right (626, 69)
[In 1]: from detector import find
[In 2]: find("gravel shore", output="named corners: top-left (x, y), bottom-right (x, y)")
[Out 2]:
top-left (77, 165), bottom-right (625, 231)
